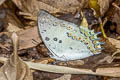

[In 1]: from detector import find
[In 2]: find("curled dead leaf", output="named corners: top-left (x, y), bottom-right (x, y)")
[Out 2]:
top-left (0, 32), bottom-right (33, 80)
top-left (103, 38), bottom-right (116, 53)
top-left (98, 0), bottom-right (110, 17)
top-left (108, 38), bottom-right (120, 49)
top-left (18, 26), bottom-right (42, 50)
top-left (112, 50), bottom-right (120, 60)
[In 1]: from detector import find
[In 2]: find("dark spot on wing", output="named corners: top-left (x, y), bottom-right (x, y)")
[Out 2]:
top-left (69, 47), bottom-right (73, 50)
top-left (45, 37), bottom-right (50, 41)
top-left (43, 30), bottom-right (46, 32)
top-left (59, 40), bottom-right (62, 43)
top-left (53, 37), bottom-right (57, 41)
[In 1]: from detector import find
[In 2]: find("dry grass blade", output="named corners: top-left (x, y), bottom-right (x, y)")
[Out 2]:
top-left (19, 12), bottom-right (37, 21)
top-left (112, 3), bottom-right (120, 10)
top-left (26, 62), bottom-right (120, 77)
top-left (1, 57), bottom-right (120, 77)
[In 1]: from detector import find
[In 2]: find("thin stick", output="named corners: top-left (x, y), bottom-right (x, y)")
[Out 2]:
top-left (99, 18), bottom-right (107, 38)
top-left (112, 3), bottom-right (120, 10)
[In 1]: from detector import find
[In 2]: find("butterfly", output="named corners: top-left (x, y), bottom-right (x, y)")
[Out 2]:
top-left (37, 10), bottom-right (104, 61)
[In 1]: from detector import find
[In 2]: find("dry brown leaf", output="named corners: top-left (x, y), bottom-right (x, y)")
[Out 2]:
top-left (0, 0), bottom-right (5, 5)
top-left (103, 38), bottom-right (116, 53)
top-left (7, 23), bottom-right (22, 32)
top-left (108, 38), bottom-right (120, 49)
top-left (6, 9), bottom-right (24, 29)
top-left (5, 9), bottom-right (23, 32)
top-left (98, 0), bottom-right (110, 17)
top-left (112, 10), bottom-right (120, 34)
top-left (0, 9), bottom-right (8, 32)
top-left (12, 0), bottom-right (58, 16)
top-left (0, 32), bottom-right (33, 80)
top-left (12, 0), bottom-right (38, 16)
top-left (18, 26), bottom-right (42, 50)
top-left (0, 27), bottom-right (41, 50)
top-left (12, 0), bottom-right (86, 16)
top-left (0, 32), bottom-right (12, 51)
top-left (107, 38), bottom-right (120, 60)
top-left (39, 0), bottom-right (81, 14)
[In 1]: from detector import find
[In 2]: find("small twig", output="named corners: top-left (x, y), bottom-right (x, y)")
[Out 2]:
top-left (10, 32), bottom-right (19, 66)
top-left (19, 12), bottom-right (37, 21)
top-left (99, 18), bottom-right (107, 38)
top-left (24, 16), bottom-right (37, 21)
top-left (19, 12), bottom-right (33, 16)
top-left (0, 57), bottom-right (7, 64)
top-left (112, 3), bottom-right (120, 10)
top-left (112, 49), bottom-right (120, 59)
top-left (102, 18), bottom-right (108, 27)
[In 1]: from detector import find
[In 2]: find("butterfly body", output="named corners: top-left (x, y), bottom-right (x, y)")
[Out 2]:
top-left (38, 10), bottom-right (102, 61)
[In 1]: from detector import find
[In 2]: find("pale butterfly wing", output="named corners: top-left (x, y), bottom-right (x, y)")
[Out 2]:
top-left (38, 10), bottom-right (102, 61)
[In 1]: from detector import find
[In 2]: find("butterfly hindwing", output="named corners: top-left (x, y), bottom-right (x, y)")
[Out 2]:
top-left (38, 10), bottom-right (102, 61)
